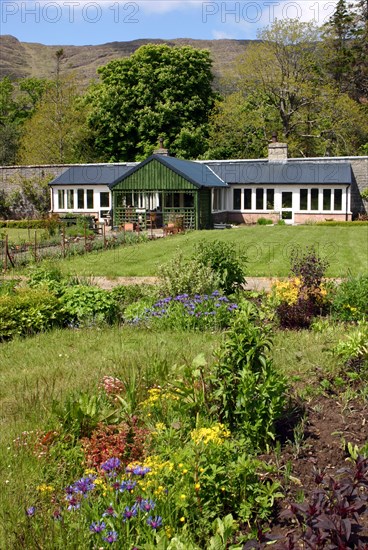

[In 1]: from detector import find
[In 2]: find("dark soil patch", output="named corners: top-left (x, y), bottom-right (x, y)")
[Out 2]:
top-left (257, 394), bottom-right (368, 547)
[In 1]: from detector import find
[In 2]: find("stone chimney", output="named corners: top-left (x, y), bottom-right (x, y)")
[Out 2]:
top-left (268, 132), bottom-right (288, 161)
top-left (153, 136), bottom-right (170, 156)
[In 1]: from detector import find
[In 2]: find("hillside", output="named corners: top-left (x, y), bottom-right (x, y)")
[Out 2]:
top-left (0, 35), bottom-right (253, 89)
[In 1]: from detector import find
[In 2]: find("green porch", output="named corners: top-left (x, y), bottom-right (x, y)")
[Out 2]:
top-left (110, 156), bottom-right (221, 230)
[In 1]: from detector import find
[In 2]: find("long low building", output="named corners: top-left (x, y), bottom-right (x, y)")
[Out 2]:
top-left (48, 139), bottom-right (367, 229)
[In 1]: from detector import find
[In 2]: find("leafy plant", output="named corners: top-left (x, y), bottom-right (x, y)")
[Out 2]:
top-left (195, 240), bottom-right (247, 295)
top-left (275, 456), bottom-right (368, 549)
top-left (330, 275), bottom-right (368, 321)
top-left (159, 251), bottom-right (219, 297)
top-left (0, 288), bottom-right (64, 340)
top-left (210, 304), bottom-right (287, 449)
top-left (60, 285), bottom-right (119, 326)
top-left (257, 218), bottom-right (273, 225)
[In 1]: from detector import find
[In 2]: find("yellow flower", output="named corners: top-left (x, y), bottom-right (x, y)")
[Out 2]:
top-left (180, 517), bottom-right (185, 523)
top-left (37, 484), bottom-right (54, 493)
top-left (190, 423), bottom-right (231, 445)
top-left (180, 494), bottom-right (186, 500)
top-left (165, 526), bottom-right (173, 539)
top-left (178, 463), bottom-right (183, 468)
top-left (182, 469), bottom-right (188, 474)
top-left (195, 483), bottom-right (200, 491)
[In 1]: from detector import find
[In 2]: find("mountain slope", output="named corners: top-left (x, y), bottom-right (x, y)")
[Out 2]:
top-left (0, 35), bottom-right (254, 89)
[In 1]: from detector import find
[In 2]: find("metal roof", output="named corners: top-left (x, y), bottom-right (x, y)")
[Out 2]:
top-left (207, 161), bottom-right (352, 185)
top-left (50, 164), bottom-right (136, 186)
top-left (110, 155), bottom-right (228, 189)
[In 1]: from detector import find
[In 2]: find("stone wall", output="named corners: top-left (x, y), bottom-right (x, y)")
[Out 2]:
top-left (0, 164), bottom-right (73, 193)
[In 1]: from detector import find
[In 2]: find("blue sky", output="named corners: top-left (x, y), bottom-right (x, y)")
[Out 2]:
top-left (1, 1), bottom-right (337, 45)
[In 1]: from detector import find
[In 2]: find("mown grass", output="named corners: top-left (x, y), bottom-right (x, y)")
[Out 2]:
top-left (27, 225), bottom-right (368, 278)
top-left (0, 227), bottom-right (48, 244)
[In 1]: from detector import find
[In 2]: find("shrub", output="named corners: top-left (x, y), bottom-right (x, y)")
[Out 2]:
top-left (159, 251), bottom-right (219, 297)
top-left (0, 288), bottom-right (64, 340)
top-left (257, 218), bottom-right (273, 225)
top-left (333, 321), bottom-right (368, 370)
top-left (275, 246), bottom-right (330, 329)
top-left (60, 285), bottom-right (119, 326)
top-left (195, 240), bottom-right (247, 295)
top-left (330, 275), bottom-right (368, 321)
top-left (210, 304), bottom-right (287, 450)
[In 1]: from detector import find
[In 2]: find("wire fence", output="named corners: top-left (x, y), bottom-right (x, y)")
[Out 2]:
top-left (0, 226), bottom-right (149, 272)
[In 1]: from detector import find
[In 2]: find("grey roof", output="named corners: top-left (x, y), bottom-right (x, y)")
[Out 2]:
top-left (110, 155), bottom-right (228, 189)
top-left (50, 165), bottom-right (136, 186)
top-left (206, 161), bottom-right (352, 185)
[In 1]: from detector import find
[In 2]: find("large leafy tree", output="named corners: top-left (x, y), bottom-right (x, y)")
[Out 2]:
top-left (18, 74), bottom-right (88, 164)
top-left (207, 18), bottom-right (368, 158)
top-left (84, 44), bottom-right (217, 161)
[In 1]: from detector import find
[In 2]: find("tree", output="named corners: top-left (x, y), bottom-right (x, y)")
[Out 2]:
top-left (351, 0), bottom-right (368, 101)
top-left (84, 44), bottom-right (217, 161)
top-left (234, 19), bottom-right (322, 140)
top-left (17, 74), bottom-right (88, 164)
top-left (205, 92), bottom-right (276, 159)
top-left (0, 77), bottom-right (20, 165)
top-left (217, 18), bottom-right (368, 157)
top-left (323, 0), bottom-right (355, 93)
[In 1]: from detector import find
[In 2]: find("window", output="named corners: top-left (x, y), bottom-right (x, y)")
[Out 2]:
top-left (86, 190), bottom-right (94, 209)
top-left (282, 192), bottom-right (292, 209)
top-left (300, 189), bottom-right (308, 210)
top-left (266, 189), bottom-right (274, 210)
top-left (67, 189), bottom-right (74, 209)
top-left (58, 190), bottom-right (65, 209)
top-left (233, 189), bottom-right (241, 210)
top-left (184, 193), bottom-right (194, 208)
top-left (77, 189), bottom-right (84, 209)
top-left (256, 188), bottom-right (264, 210)
top-left (100, 192), bottom-right (110, 208)
top-left (244, 189), bottom-right (251, 210)
top-left (311, 188), bottom-right (319, 210)
top-left (334, 189), bottom-right (342, 210)
top-left (323, 189), bottom-right (331, 211)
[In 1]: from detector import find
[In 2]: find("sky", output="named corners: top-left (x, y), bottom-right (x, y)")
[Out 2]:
top-left (1, 0), bottom-right (338, 46)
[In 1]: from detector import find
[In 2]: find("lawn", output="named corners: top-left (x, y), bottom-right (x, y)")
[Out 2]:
top-left (0, 227), bottom-right (47, 244)
top-left (44, 226), bottom-right (368, 278)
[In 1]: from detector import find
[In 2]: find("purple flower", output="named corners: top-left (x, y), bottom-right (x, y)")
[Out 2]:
top-left (67, 497), bottom-right (81, 511)
top-left (90, 521), bottom-right (106, 533)
top-left (101, 457), bottom-right (121, 473)
top-left (102, 504), bottom-right (118, 517)
top-left (139, 499), bottom-right (155, 512)
top-left (123, 505), bottom-right (138, 520)
top-left (147, 515), bottom-right (163, 530)
top-left (103, 531), bottom-right (118, 543)
top-left (73, 476), bottom-right (96, 496)
top-left (52, 509), bottom-right (62, 521)
top-left (119, 480), bottom-right (137, 492)
top-left (131, 465), bottom-right (151, 477)
top-left (26, 506), bottom-right (36, 517)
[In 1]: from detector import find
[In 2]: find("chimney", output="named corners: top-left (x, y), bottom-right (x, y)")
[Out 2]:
top-left (268, 132), bottom-right (288, 161)
top-left (153, 136), bottom-right (170, 156)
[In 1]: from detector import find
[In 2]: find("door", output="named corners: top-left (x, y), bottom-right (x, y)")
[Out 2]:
top-left (281, 191), bottom-right (293, 224)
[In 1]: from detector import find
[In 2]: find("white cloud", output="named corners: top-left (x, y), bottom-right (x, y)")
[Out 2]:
top-left (212, 29), bottom-right (236, 39)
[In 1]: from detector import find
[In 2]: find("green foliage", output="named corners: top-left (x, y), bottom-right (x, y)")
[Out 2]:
top-left (0, 288), bottom-right (64, 340)
top-left (333, 321), bottom-right (368, 365)
top-left (330, 275), bottom-right (368, 321)
top-left (210, 304), bottom-right (287, 449)
top-left (0, 219), bottom-right (50, 229)
top-left (159, 251), bottom-right (219, 296)
top-left (59, 285), bottom-right (119, 326)
top-left (360, 188), bottom-right (368, 201)
top-left (195, 240), bottom-right (247, 295)
top-left (53, 391), bottom-right (116, 439)
top-left (84, 44), bottom-right (217, 161)
top-left (257, 217), bottom-right (273, 225)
